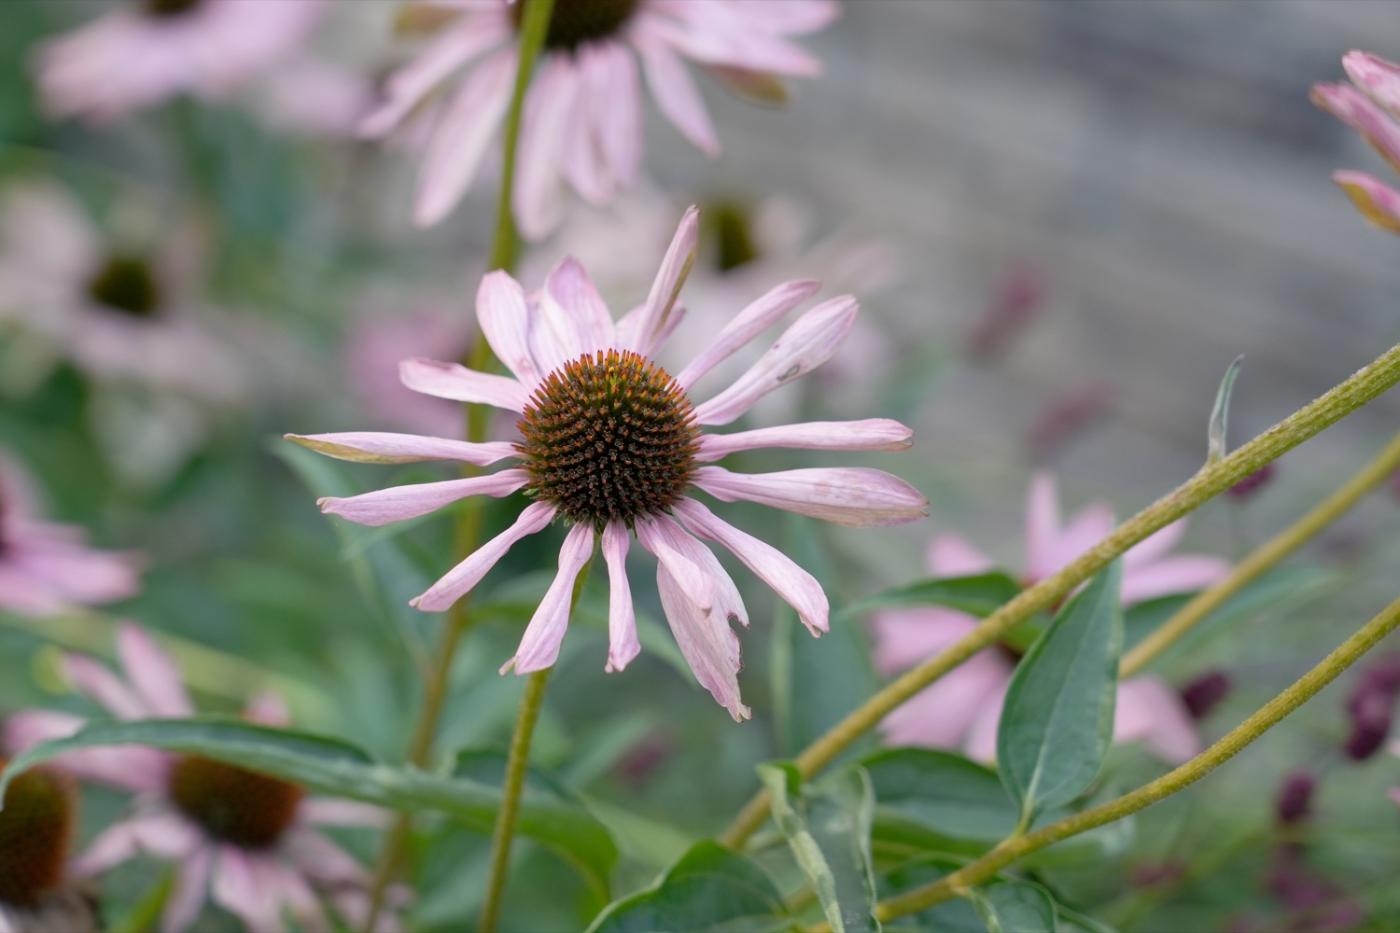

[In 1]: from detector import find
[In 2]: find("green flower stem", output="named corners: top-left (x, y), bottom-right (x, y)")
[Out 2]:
top-left (855, 592), bottom-right (1400, 927)
top-left (363, 4), bottom-right (555, 926)
top-left (1122, 430), bottom-right (1400, 676)
top-left (722, 340), bottom-right (1400, 849)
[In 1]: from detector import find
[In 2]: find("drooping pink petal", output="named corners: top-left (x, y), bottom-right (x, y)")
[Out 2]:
top-left (414, 49), bottom-right (516, 227)
top-left (1023, 471), bottom-right (1062, 583)
top-left (693, 295), bottom-right (859, 426)
top-left (164, 845), bottom-right (213, 933)
top-left (656, 565), bottom-right (749, 721)
top-left (880, 653), bottom-right (1010, 751)
top-left (361, 15), bottom-right (509, 137)
top-left (513, 57), bottom-right (581, 240)
top-left (925, 534), bottom-right (994, 578)
top-left (602, 520), bottom-right (639, 673)
top-left (73, 812), bottom-right (200, 876)
top-left (869, 607), bottom-right (979, 675)
top-left (1333, 170), bottom-right (1400, 234)
top-left (651, 513), bottom-right (747, 628)
top-left (212, 848), bottom-right (284, 933)
top-left (692, 465), bottom-right (928, 527)
top-left (317, 470), bottom-right (527, 527)
top-left (502, 523), bottom-right (594, 674)
top-left (626, 206), bottom-right (699, 357)
top-left (696, 419), bottom-right (912, 462)
top-left (283, 827), bottom-right (370, 885)
top-left (285, 432), bottom-right (519, 466)
top-left (62, 653), bottom-right (146, 719)
top-left (635, 32), bottom-right (720, 156)
top-left (673, 279), bottom-right (820, 390)
top-left (1312, 81), bottom-right (1400, 175)
top-left (1119, 556), bottom-right (1230, 605)
top-left (588, 43), bottom-right (642, 188)
top-left (1344, 49), bottom-right (1400, 117)
top-left (1113, 676), bottom-right (1201, 763)
top-left (116, 624), bottom-right (193, 718)
top-left (561, 65), bottom-right (615, 206)
top-left (411, 502), bottom-right (556, 612)
top-left (399, 357), bottom-right (530, 412)
top-left (300, 798), bottom-right (390, 829)
top-left (673, 498), bottom-right (828, 634)
top-left (636, 514), bottom-right (714, 612)
top-left (476, 270), bottom-right (545, 388)
top-left (543, 256), bottom-right (615, 355)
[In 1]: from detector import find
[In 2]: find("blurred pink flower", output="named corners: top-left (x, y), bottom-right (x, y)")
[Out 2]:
top-left (873, 472), bottom-right (1229, 763)
top-left (0, 455), bottom-right (141, 618)
top-left (34, 0), bottom-right (325, 123)
top-left (6, 625), bottom-right (398, 932)
top-left (1313, 50), bottom-right (1400, 233)
top-left (364, 0), bottom-right (839, 232)
top-left (343, 303), bottom-right (476, 437)
top-left (290, 207), bottom-right (925, 720)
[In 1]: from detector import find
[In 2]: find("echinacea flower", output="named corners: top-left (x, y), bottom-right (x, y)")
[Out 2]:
top-left (289, 207), bottom-right (926, 720)
top-left (872, 472), bottom-right (1229, 763)
top-left (6, 626), bottom-right (395, 932)
top-left (364, 0), bottom-right (838, 232)
top-left (0, 454), bottom-right (141, 618)
top-left (0, 749), bottom-right (95, 933)
top-left (1312, 50), bottom-right (1400, 234)
top-left (34, 0), bottom-right (325, 123)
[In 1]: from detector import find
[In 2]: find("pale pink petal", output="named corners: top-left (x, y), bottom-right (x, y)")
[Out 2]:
top-left (543, 257), bottom-right (615, 355)
top-left (8, 544), bottom-right (142, 607)
top-left (0, 567), bottom-right (67, 616)
top-left (300, 798), bottom-right (390, 829)
top-left (400, 357), bottom-right (530, 411)
top-left (412, 502), bottom-right (556, 611)
top-left (880, 653), bottom-right (1010, 750)
top-left (212, 848), bottom-right (283, 932)
top-left (693, 295), bottom-right (859, 426)
top-left (1113, 676), bottom-right (1201, 763)
top-left (1039, 502), bottom-right (1115, 580)
top-left (696, 419), bottom-right (911, 462)
top-left (651, 514), bottom-right (747, 628)
top-left (626, 206), bottom-right (699, 356)
top-left (62, 654), bottom-right (146, 719)
top-left (636, 515), bottom-right (714, 612)
top-left (602, 520), bottom-right (639, 673)
top-left (414, 49), bottom-right (515, 227)
top-left (74, 812), bottom-right (200, 877)
top-left (1122, 520), bottom-right (1186, 569)
top-left (476, 270), bottom-right (546, 388)
top-left (1312, 81), bottom-right (1400, 175)
top-left (285, 432), bottom-right (519, 466)
top-left (5, 710), bottom-right (168, 791)
top-left (674, 279), bottom-right (820, 390)
top-left (502, 523), bottom-right (594, 674)
top-left (673, 498), bottom-right (828, 634)
top-left (513, 57), bottom-right (581, 240)
top-left (243, 691), bottom-right (290, 727)
top-left (656, 565), bottom-right (749, 721)
top-left (963, 680), bottom-right (1012, 763)
top-left (561, 61), bottom-right (615, 206)
top-left (869, 607), bottom-right (979, 675)
top-left (317, 469), bottom-right (527, 527)
top-left (591, 44), bottom-right (642, 186)
top-left (1023, 472), bottom-right (1062, 583)
top-left (283, 827), bottom-right (369, 885)
top-left (1344, 50), bottom-right (1400, 117)
top-left (925, 534), bottom-right (995, 578)
top-left (163, 846), bottom-right (212, 933)
top-left (714, 0), bottom-right (840, 33)
top-left (361, 15), bottom-right (509, 136)
top-left (636, 32), bottom-right (720, 155)
top-left (692, 465), bottom-right (928, 527)
top-left (1119, 556), bottom-right (1230, 605)
top-left (1333, 170), bottom-right (1400, 234)
top-left (116, 624), bottom-right (193, 718)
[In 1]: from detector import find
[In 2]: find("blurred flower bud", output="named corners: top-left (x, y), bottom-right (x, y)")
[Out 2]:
top-left (965, 262), bottom-right (1047, 359)
top-left (1227, 463), bottom-right (1277, 501)
top-left (1026, 382), bottom-right (1114, 462)
top-left (1344, 689), bottom-right (1392, 761)
top-left (1180, 670), bottom-right (1232, 720)
top-left (1275, 771), bottom-right (1315, 825)
top-left (613, 732), bottom-right (674, 788)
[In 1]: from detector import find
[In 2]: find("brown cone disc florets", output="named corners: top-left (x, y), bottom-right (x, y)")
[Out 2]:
top-left (511, 0), bottom-right (641, 52)
top-left (0, 761), bottom-right (77, 908)
top-left (144, 0), bottom-right (202, 17)
top-left (517, 349), bottom-right (700, 530)
top-left (168, 755), bottom-right (304, 850)
top-left (86, 255), bottom-right (161, 318)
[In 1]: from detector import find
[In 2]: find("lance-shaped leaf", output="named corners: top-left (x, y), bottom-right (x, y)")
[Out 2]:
top-left (838, 572), bottom-right (1023, 621)
top-left (970, 880), bottom-right (1059, 933)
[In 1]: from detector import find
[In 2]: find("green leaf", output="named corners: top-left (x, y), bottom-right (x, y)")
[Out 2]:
top-left (1055, 906), bottom-right (1118, 933)
top-left (841, 573), bottom-right (1022, 620)
top-left (0, 718), bottom-right (617, 897)
top-left (1206, 354), bottom-right (1244, 464)
top-left (878, 859), bottom-right (1060, 933)
top-left (969, 880), bottom-right (1059, 933)
top-left (586, 841), bottom-right (789, 933)
top-left (997, 562), bottom-right (1124, 824)
top-left (863, 748), bottom-right (1018, 851)
top-left (760, 763), bottom-right (880, 932)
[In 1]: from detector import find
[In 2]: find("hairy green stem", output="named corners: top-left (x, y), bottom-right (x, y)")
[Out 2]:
top-left (861, 593), bottom-right (1400, 925)
top-left (722, 341), bottom-right (1400, 848)
top-left (1122, 430), bottom-right (1400, 675)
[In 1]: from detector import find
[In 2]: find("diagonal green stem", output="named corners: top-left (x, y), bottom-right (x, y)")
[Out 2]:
top-left (722, 340), bottom-right (1400, 849)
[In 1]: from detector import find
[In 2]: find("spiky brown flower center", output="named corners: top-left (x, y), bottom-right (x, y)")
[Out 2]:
top-left (144, 0), bottom-right (202, 17)
top-left (516, 349), bottom-right (699, 529)
top-left (512, 0), bottom-right (641, 52)
top-left (704, 201), bottom-right (761, 273)
top-left (168, 756), bottom-right (304, 850)
top-left (86, 255), bottom-right (161, 318)
top-left (0, 761), bottom-right (76, 908)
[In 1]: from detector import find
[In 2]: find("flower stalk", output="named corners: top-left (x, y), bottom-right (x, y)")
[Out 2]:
top-left (723, 340), bottom-right (1400, 848)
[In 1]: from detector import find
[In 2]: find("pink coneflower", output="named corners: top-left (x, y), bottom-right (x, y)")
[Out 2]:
top-left (6, 626), bottom-right (395, 932)
top-left (1313, 50), bottom-right (1400, 234)
top-left (873, 472), bottom-right (1229, 762)
top-left (34, 0), bottom-right (324, 123)
top-left (0, 455), bottom-right (141, 618)
top-left (289, 207), bottom-right (926, 720)
top-left (364, 0), bottom-right (838, 232)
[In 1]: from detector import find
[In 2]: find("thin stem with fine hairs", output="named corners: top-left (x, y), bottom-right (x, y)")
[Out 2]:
top-left (722, 340), bottom-right (1400, 849)
top-left (1122, 430), bottom-right (1400, 676)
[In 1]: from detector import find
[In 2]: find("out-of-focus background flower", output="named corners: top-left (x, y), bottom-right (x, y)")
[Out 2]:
top-left (2, 2), bottom-right (1400, 931)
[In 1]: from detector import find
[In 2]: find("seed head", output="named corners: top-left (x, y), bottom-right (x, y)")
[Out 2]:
top-left (512, 0), bottom-right (641, 52)
top-left (168, 755), bottom-right (304, 849)
top-left (86, 255), bottom-right (160, 318)
top-left (0, 761), bottom-right (76, 908)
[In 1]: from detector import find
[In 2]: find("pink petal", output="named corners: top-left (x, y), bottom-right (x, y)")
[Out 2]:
top-left (636, 32), bottom-right (720, 155)
top-left (1333, 170), bottom-right (1400, 234)
top-left (285, 432), bottom-right (518, 466)
top-left (513, 57), bottom-right (580, 240)
top-left (656, 565), bottom-right (749, 721)
top-left (963, 679), bottom-right (1011, 763)
top-left (869, 607), bottom-right (978, 675)
top-left (1389, 788), bottom-right (1400, 808)
top-left (561, 63), bottom-right (615, 206)
top-left (361, 15), bottom-right (508, 137)
top-left (63, 653), bottom-right (145, 719)
top-left (399, 357), bottom-right (530, 412)
top-left (1113, 676), bottom-right (1201, 763)
top-left (502, 523), bottom-right (594, 674)
top-left (880, 653), bottom-right (1010, 751)
top-left (674, 279), bottom-right (820, 390)
top-left (590, 44), bottom-right (642, 187)
top-left (8, 544), bottom-right (142, 607)
top-left (412, 502), bottom-right (556, 612)
top-left (1119, 556), bottom-right (1230, 605)
top-left (692, 465), bottom-right (928, 527)
top-left (164, 846), bottom-right (213, 933)
top-left (651, 513), bottom-right (747, 628)
top-left (117, 624), bottom-right (192, 718)
top-left (414, 49), bottom-right (515, 227)
top-left (0, 566), bottom-right (68, 616)
top-left (673, 498), bottom-right (828, 634)
top-left (1040, 502), bottom-right (1115, 581)
top-left (602, 521), bottom-right (639, 673)
top-left (1344, 49), bottom-right (1400, 117)
top-left (925, 534), bottom-right (994, 578)
top-left (74, 812), bottom-right (200, 876)
top-left (317, 469), bottom-right (527, 527)
top-left (300, 798), bottom-right (389, 829)
top-left (696, 418), bottom-right (911, 462)
top-left (543, 256), bottom-right (615, 356)
top-left (1023, 472), bottom-right (1062, 584)
top-left (693, 295), bottom-right (859, 426)
top-left (1123, 520), bottom-right (1186, 569)
top-left (243, 691), bottom-right (290, 727)
top-left (212, 848), bottom-right (283, 933)
top-left (476, 270), bottom-right (545, 388)
top-left (282, 827), bottom-right (370, 885)
top-left (626, 206), bottom-right (699, 357)
top-left (636, 515), bottom-right (714, 612)
top-left (1313, 81), bottom-right (1400, 174)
